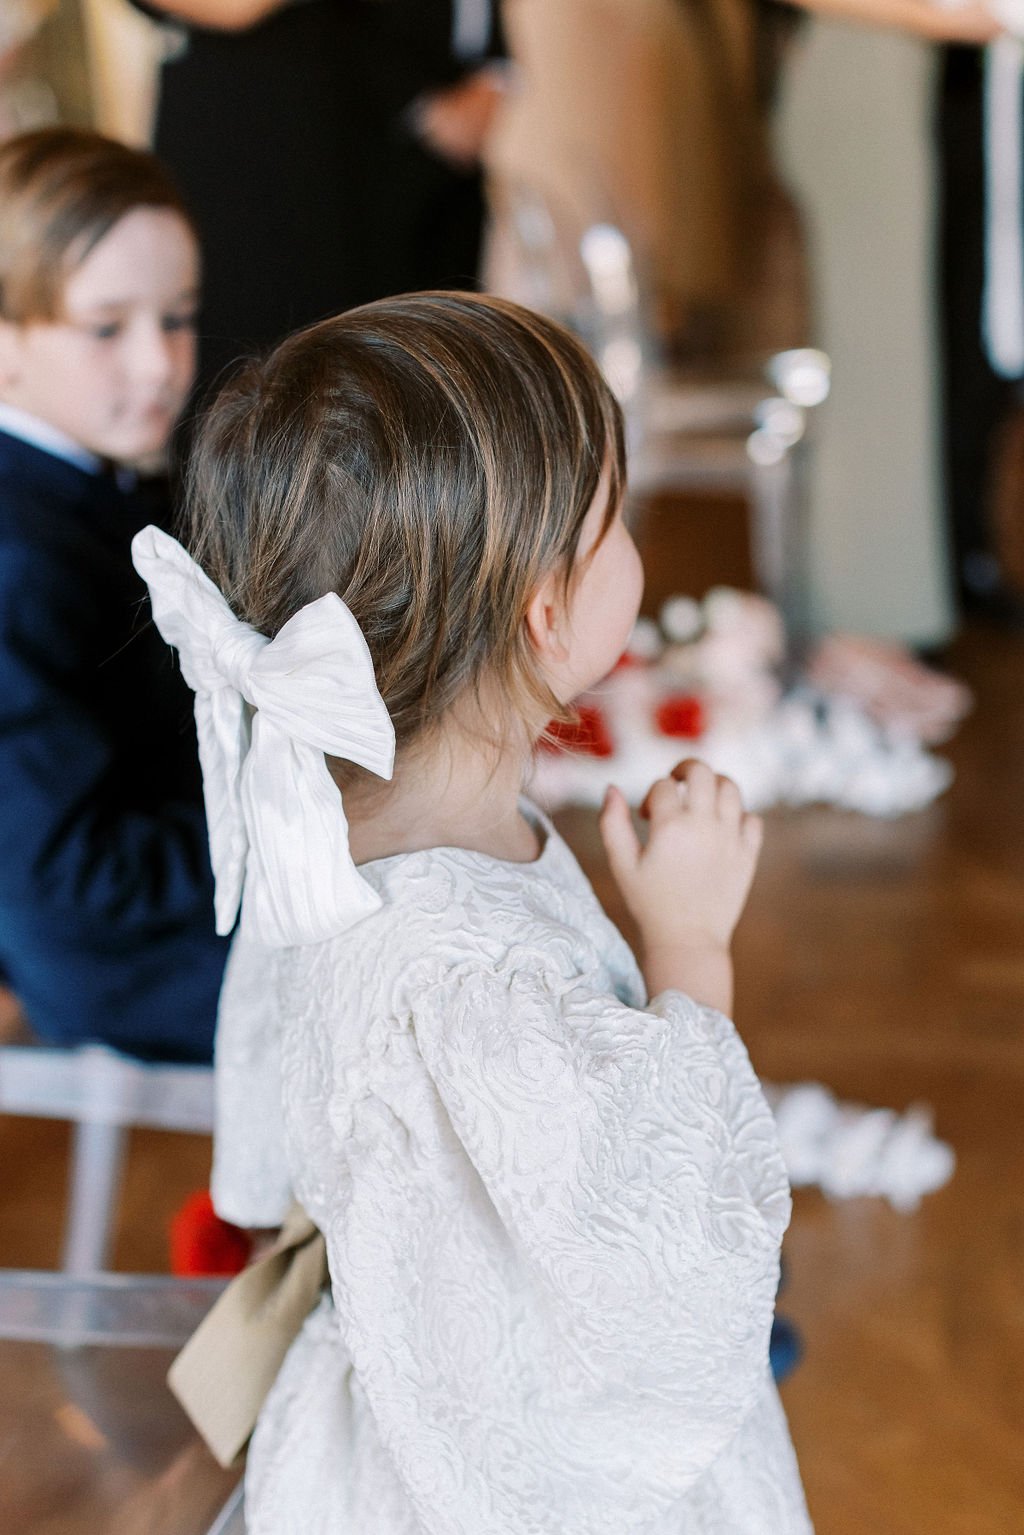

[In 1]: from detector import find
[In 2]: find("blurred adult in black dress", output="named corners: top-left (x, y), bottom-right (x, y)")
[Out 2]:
top-left (129, 0), bottom-right (505, 387)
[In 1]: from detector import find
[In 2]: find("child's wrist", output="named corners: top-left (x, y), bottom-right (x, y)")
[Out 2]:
top-left (638, 918), bottom-right (732, 961)
top-left (641, 937), bottom-right (734, 1015)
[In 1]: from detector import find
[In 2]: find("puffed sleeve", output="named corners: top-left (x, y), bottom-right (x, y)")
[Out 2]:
top-left (332, 949), bottom-right (793, 1535)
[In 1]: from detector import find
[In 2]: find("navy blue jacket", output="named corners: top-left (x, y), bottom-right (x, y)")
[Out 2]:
top-left (0, 430), bottom-right (228, 1060)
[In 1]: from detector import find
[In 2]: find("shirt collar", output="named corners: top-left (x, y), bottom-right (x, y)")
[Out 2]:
top-left (0, 403), bottom-right (104, 477)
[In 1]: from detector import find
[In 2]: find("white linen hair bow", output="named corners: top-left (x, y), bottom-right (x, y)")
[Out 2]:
top-left (132, 525), bottom-right (395, 948)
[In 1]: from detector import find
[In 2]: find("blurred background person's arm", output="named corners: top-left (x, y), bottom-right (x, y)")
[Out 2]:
top-left (124, 0), bottom-right (281, 25)
top-left (783, 0), bottom-right (998, 42)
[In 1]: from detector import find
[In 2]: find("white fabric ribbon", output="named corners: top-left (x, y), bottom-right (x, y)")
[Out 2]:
top-left (132, 525), bottom-right (395, 948)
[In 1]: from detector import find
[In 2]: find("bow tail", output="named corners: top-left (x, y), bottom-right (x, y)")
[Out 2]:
top-left (240, 715), bottom-right (383, 947)
top-left (195, 689), bottom-right (251, 936)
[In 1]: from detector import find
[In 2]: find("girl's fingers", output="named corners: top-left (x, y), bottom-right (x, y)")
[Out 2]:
top-left (644, 775), bottom-right (684, 825)
top-left (671, 758), bottom-right (717, 816)
top-left (716, 775), bottom-right (744, 825)
top-left (670, 759), bottom-right (745, 823)
top-left (599, 784), bottom-right (641, 879)
top-left (741, 812), bottom-right (763, 853)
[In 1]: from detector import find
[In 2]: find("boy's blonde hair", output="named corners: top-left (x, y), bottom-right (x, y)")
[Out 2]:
top-left (185, 292), bottom-right (626, 755)
top-left (0, 127), bottom-right (195, 323)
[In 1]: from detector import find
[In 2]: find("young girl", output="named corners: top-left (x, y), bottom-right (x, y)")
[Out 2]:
top-left (0, 127), bottom-right (227, 1059)
top-left (134, 292), bottom-right (813, 1533)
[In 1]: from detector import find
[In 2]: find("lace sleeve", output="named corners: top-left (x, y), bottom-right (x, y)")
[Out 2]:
top-left (349, 957), bottom-right (793, 1532)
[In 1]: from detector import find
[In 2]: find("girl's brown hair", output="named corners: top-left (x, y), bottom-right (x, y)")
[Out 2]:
top-left (0, 127), bottom-right (195, 323)
top-left (185, 292), bottom-right (626, 758)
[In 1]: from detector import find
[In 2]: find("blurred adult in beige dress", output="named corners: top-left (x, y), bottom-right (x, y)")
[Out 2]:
top-left (492, 0), bottom-right (997, 644)
top-left (489, 0), bottom-right (793, 352)
top-left (0, 1), bottom-right (59, 136)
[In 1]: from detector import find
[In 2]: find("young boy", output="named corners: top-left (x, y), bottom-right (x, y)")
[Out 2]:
top-left (0, 127), bottom-right (228, 1060)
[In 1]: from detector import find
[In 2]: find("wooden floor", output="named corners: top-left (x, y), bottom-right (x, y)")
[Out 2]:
top-left (1, 496), bottom-right (1023, 1530)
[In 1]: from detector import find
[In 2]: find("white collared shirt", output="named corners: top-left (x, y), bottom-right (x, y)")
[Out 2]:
top-left (451, 0), bottom-right (492, 59)
top-left (0, 402), bottom-right (103, 476)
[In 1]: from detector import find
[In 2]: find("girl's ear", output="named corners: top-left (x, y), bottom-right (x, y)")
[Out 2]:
top-left (525, 569), bottom-right (571, 667)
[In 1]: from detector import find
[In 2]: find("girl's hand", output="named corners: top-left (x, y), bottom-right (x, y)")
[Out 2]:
top-left (599, 759), bottom-right (762, 1011)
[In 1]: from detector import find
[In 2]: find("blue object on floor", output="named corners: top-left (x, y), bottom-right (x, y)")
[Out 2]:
top-left (769, 1314), bottom-right (803, 1383)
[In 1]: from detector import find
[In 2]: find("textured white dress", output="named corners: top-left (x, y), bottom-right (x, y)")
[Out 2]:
top-left (213, 809), bottom-right (813, 1535)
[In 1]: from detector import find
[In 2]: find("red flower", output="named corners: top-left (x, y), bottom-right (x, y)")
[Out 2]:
top-left (169, 1189), bottom-right (251, 1277)
top-left (654, 693), bottom-right (706, 739)
top-left (540, 705), bottom-right (614, 757)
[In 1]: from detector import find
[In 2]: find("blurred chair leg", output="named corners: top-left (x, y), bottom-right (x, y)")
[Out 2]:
top-left (749, 432), bottom-right (816, 656)
top-left (62, 1119), bottom-right (128, 1275)
top-left (748, 450), bottom-right (794, 615)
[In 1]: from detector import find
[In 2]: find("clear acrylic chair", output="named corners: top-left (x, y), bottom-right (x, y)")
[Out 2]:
top-left (487, 180), bottom-right (831, 641)
top-left (0, 1041), bottom-right (214, 1274)
top-left (0, 1266), bottom-right (243, 1532)
top-left (0, 1036), bottom-right (232, 1526)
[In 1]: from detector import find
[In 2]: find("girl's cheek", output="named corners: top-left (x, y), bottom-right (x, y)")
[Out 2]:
top-left (623, 535), bottom-right (644, 624)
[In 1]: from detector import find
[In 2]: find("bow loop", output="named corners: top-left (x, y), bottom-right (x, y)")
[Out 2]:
top-left (131, 524), bottom-right (263, 697)
top-left (244, 595), bottom-right (395, 779)
top-left (132, 525), bottom-right (395, 947)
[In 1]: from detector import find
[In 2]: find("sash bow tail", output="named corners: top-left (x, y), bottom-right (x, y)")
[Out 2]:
top-left (168, 1204), bottom-right (329, 1468)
